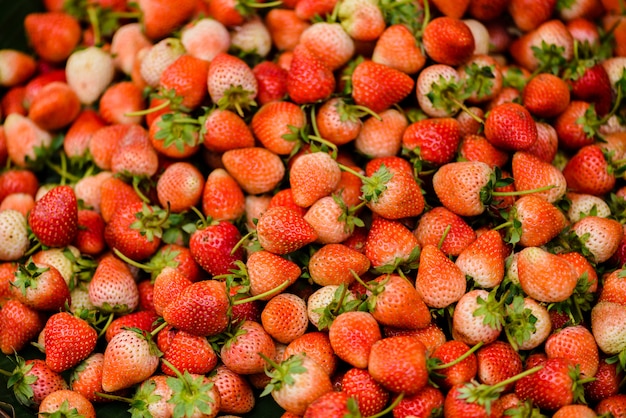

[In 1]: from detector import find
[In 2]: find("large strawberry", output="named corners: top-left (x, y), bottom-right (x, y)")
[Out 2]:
top-left (28, 185), bottom-right (78, 248)
top-left (188, 215), bottom-right (245, 277)
top-left (351, 60), bottom-right (415, 114)
top-left (43, 312), bottom-right (98, 373)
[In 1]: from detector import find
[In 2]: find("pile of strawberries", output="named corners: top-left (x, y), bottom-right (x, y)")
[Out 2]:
top-left (3, 0), bottom-right (626, 416)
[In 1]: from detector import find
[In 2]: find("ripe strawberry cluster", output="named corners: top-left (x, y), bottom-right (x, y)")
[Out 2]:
top-left (2, 0), bottom-right (626, 416)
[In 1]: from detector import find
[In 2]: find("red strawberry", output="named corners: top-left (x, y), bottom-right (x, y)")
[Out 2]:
top-left (265, 8), bottom-right (311, 52)
top-left (200, 167), bottom-right (245, 222)
top-left (252, 60), bottom-right (289, 105)
top-left (0, 299), bottom-right (44, 355)
top-left (372, 24), bottom-right (426, 75)
top-left (351, 60), bottom-right (415, 114)
top-left (138, 0), bottom-right (196, 41)
top-left (568, 63), bottom-right (613, 116)
top-left (368, 335), bottom-right (429, 395)
top-left (422, 17), bottom-right (475, 66)
top-left (476, 341), bottom-right (524, 392)
top-left (308, 243), bottom-right (370, 287)
top-left (287, 44), bottom-right (335, 105)
top-left (11, 260), bottom-right (70, 311)
top-left (188, 217), bottom-right (244, 277)
top-left (156, 161), bottom-right (205, 214)
top-left (553, 101), bottom-right (596, 150)
top-left (484, 102), bottom-right (538, 151)
top-left (104, 310), bottom-right (159, 342)
top-left (596, 395), bottom-right (626, 418)
top-left (328, 311), bottom-right (381, 369)
top-left (256, 206), bottom-right (318, 255)
top-left (337, 0), bottom-right (386, 42)
top-left (562, 144), bottom-right (617, 196)
top-left (160, 329), bottom-right (218, 376)
top-left (6, 357), bottom-right (68, 407)
top-left (222, 147), bottom-right (285, 195)
top-left (432, 161), bottom-right (496, 217)
top-left (455, 229), bottom-right (506, 289)
top-left (245, 250), bottom-right (301, 300)
top-left (162, 279), bottom-right (230, 336)
top-left (392, 385), bottom-right (444, 418)
top-left (414, 206), bottom-right (477, 257)
top-left (364, 217), bottom-right (420, 271)
top-left (221, 319), bottom-right (276, 375)
top-left (415, 244), bottom-right (466, 309)
top-left (303, 391), bottom-right (351, 417)
top-left (402, 117), bottom-right (461, 168)
top-left (261, 293), bottom-right (308, 344)
top-left (159, 54), bottom-right (210, 111)
top-left (283, 331), bottom-right (338, 377)
top-left (101, 329), bottom-right (161, 392)
top-left (511, 151), bottom-right (567, 203)
top-left (340, 367), bottom-right (389, 417)
top-left (69, 353), bottom-right (109, 403)
top-left (43, 312), bottom-right (98, 373)
top-left (517, 246), bottom-right (579, 303)
top-left (0, 49), bottom-right (36, 87)
top-left (63, 110), bottom-right (106, 160)
top-left (522, 72), bottom-right (570, 118)
top-left (201, 108), bottom-right (255, 153)
top-left (585, 357), bottom-right (624, 403)
top-left (209, 364), bottom-right (256, 415)
top-left (290, 152), bottom-right (341, 208)
top-left (98, 81), bottom-right (146, 125)
top-left (251, 101), bottom-right (305, 155)
top-left (545, 325), bottom-right (599, 378)
top-left (24, 12), bottom-right (81, 63)
top-left (525, 121), bottom-right (559, 163)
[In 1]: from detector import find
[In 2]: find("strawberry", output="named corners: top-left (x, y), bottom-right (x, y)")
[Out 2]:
top-left (162, 279), bottom-right (230, 336)
top-left (207, 52), bottom-right (258, 116)
top-left (452, 289), bottom-right (502, 346)
top-left (229, 16), bottom-right (272, 58)
top-left (567, 63), bottom-right (613, 116)
top-left (209, 364), bottom-right (256, 415)
top-left (283, 331), bottom-right (338, 377)
top-left (98, 81), bottom-right (146, 125)
top-left (514, 297), bottom-right (553, 351)
top-left (299, 22), bottom-right (355, 72)
top-left (0, 299), bottom-right (44, 355)
top-left (202, 108), bottom-right (256, 153)
top-left (368, 335), bottom-right (429, 395)
top-left (509, 19), bottom-right (574, 72)
top-left (302, 391), bottom-right (351, 417)
top-left (261, 353), bottom-right (333, 416)
top-left (294, 0), bottom-right (337, 20)
top-left (340, 367), bottom-right (389, 417)
top-left (423, 17), bottom-right (475, 66)
top-left (562, 144), bottom-right (617, 196)
top-left (256, 206), bottom-right (318, 255)
top-left (308, 243), bottom-right (370, 287)
top-left (351, 60), bottom-right (415, 114)
top-left (156, 161), bottom-right (205, 214)
top-left (290, 152), bottom-right (341, 208)
top-left (3, 113), bottom-right (53, 168)
top-left (522, 72), bottom-right (570, 118)
top-left (0, 209), bottom-right (30, 261)
top-left (201, 167), bottom-right (245, 222)
top-left (63, 109), bottom-right (106, 160)
top-left (246, 250), bottom-right (302, 300)
top-left (105, 201), bottom-right (167, 261)
top-left (525, 121), bottom-right (559, 163)
top-left (511, 151), bottom-right (567, 203)
top-left (286, 44), bottom-right (335, 105)
top-left (69, 353), bottom-right (109, 403)
top-left (38, 388), bottom-right (96, 418)
top-left (337, 0), bottom-right (385, 42)
top-left (10, 259), bottom-right (70, 311)
top-left (302, 195), bottom-right (359, 244)
top-left (415, 244), bottom-right (467, 309)
top-left (517, 246), bottom-right (579, 303)
top-left (314, 98), bottom-right (366, 147)
top-left (515, 357), bottom-right (589, 411)
top-left (585, 357), bottom-right (623, 403)
top-left (152, 267), bottom-right (193, 316)
top-left (415, 64), bottom-right (463, 118)
top-left (484, 102), bottom-right (538, 151)
top-left (363, 274), bottom-right (431, 330)
top-left (252, 60), bottom-right (289, 105)
top-left (110, 126), bottom-right (159, 179)
top-left (476, 341), bottom-right (524, 392)
top-left (264, 8), bottom-right (310, 52)
top-left (570, 216), bottom-right (623, 264)
top-left (260, 293), bottom-right (308, 344)
top-left (221, 147), bottom-right (285, 195)
top-left (139, 38), bottom-right (186, 88)
top-left (372, 23), bottom-right (426, 75)
top-left (402, 117), bottom-right (461, 169)
top-left (364, 217), bottom-right (420, 272)
top-left (414, 206), bottom-right (477, 257)
top-left (65, 46), bottom-right (116, 106)
top-left (138, 0), bottom-right (196, 41)
top-left (105, 310), bottom-right (159, 342)
top-left (158, 54), bottom-right (210, 111)
top-left (354, 108), bottom-right (408, 158)
top-left (599, 268), bottom-right (626, 304)
top-left (0, 49), bottom-right (36, 87)
top-left (392, 385), bottom-right (444, 418)
top-left (110, 23), bottom-right (152, 75)
top-left (251, 100), bottom-right (305, 155)
top-left (328, 311), bottom-right (381, 369)
top-left (188, 215), bottom-right (244, 276)
top-left (24, 12), bottom-right (81, 63)
top-left (88, 253), bottom-right (139, 314)
top-left (553, 101), bottom-right (597, 150)
top-left (160, 329), bottom-right (217, 376)
top-left (545, 325), bottom-right (599, 378)
top-left (220, 319), bottom-right (276, 374)
top-left (5, 357), bottom-right (68, 407)
top-left (596, 394), bottom-right (626, 417)
top-left (99, 176), bottom-right (143, 223)
top-left (101, 328), bottom-right (161, 392)
top-left (43, 312), bottom-right (98, 373)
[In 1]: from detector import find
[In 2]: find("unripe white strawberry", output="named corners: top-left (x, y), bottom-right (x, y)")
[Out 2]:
top-left (110, 23), bottom-right (153, 75)
top-left (139, 37), bottom-right (186, 88)
top-left (452, 289), bottom-right (502, 346)
top-left (463, 19), bottom-right (490, 55)
top-left (0, 209), bottom-right (30, 261)
top-left (306, 285), bottom-right (356, 329)
top-left (566, 192), bottom-right (611, 223)
top-left (181, 18), bottom-right (230, 62)
top-left (3, 113), bottom-right (52, 168)
top-left (32, 246), bottom-right (81, 287)
top-left (416, 64), bottom-right (462, 118)
top-left (65, 46), bottom-right (115, 105)
top-left (591, 301), bottom-right (626, 355)
top-left (230, 17), bottom-right (272, 58)
top-left (515, 298), bottom-right (551, 351)
top-left (69, 285), bottom-right (96, 313)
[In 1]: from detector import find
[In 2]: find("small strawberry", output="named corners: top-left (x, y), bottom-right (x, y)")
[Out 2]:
top-left (511, 150), bottom-right (567, 203)
top-left (137, 0), bottom-right (196, 41)
top-left (415, 244), bottom-right (467, 309)
top-left (283, 331), bottom-right (338, 377)
top-left (476, 341), bottom-right (524, 391)
top-left (255, 206), bottom-right (318, 255)
top-left (455, 229), bottom-right (506, 289)
top-left (522, 72), bottom-right (571, 118)
top-left (452, 289), bottom-right (502, 346)
top-left (180, 18), bottom-right (230, 63)
top-left (252, 60), bottom-right (289, 105)
top-left (423, 17), bottom-right (475, 66)
top-left (207, 52), bottom-right (258, 116)
top-left (364, 217), bottom-right (420, 273)
top-left (351, 60), bottom-right (415, 114)
top-left (517, 246), bottom-right (579, 303)
top-left (104, 310), bottom-right (159, 342)
top-left (340, 367), bottom-right (390, 417)
top-left (38, 388), bottom-right (96, 417)
top-left (372, 24), bottom-right (426, 75)
top-left (484, 102), bottom-right (538, 151)
top-left (290, 152), bottom-right (342, 208)
top-left (562, 144), bottom-right (618, 196)
top-left (308, 243), bottom-right (370, 287)
top-left (220, 319), bottom-right (276, 375)
top-left (0, 49), bottom-right (36, 87)
top-left (287, 44), bottom-right (336, 105)
top-left (261, 293), bottom-right (309, 344)
top-left (354, 108), bottom-right (408, 158)
top-left (201, 167), bottom-right (245, 222)
top-left (0, 209), bottom-right (30, 261)
top-left (188, 216), bottom-right (244, 277)
top-left (88, 253), bottom-right (139, 314)
top-left (3, 113), bottom-right (53, 168)
top-left (244, 250), bottom-right (301, 300)
top-left (0, 299), bottom-right (45, 355)
top-left (160, 328), bottom-right (218, 377)
top-left (10, 259), bottom-right (71, 311)
top-left (98, 80), bottom-right (146, 125)
top-left (414, 206), bottom-right (477, 257)
top-left (156, 162), bottom-right (205, 214)
top-left (328, 311), bottom-right (381, 369)
top-left (5, 357), bottom-right (68, 408)
top-left (209, 364), bottom-right (256, 415)
top-left (24, 12), bottom-right (81, 63)
top-left (221, 146), bottom-right (285, 195)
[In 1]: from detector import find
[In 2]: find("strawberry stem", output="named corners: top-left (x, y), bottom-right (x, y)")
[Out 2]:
top-left (0, 368), bottom-right (11, 377)
top-left (491, 184), bottom-right (556, 196)
top-left (369, 393), bottom-right (405, 418)
top-left (86, 6), bottom-right (102, 47)
top-left (437, 224), bottom-right (451, 250)
top-left (93, 392), bottom-right (133, 403)
top-left (113, 247), bottom-right (151, 271)
top-left (97, 312), bottom-right (115, 338)
top-left (124, 99), bottom-right (170, 117)
top-left (230, 230), bottom-right (255, 256)
top-left (150, 320), bottom-right (169, 337)
top-left (349, 268), bottom-right (376, 293)
top-left (430, 341), bottom-right (485, 371)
